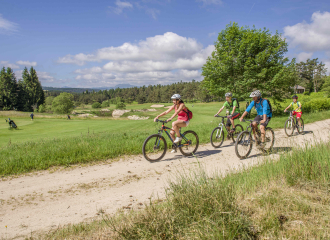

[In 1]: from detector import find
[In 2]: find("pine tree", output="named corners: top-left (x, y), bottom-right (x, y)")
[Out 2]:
top-left (0, 67), bottom-right (18, 110)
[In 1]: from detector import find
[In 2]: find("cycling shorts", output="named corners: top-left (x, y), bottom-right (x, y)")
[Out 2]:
top-left (254, 115), bottom-right (271, 127)
top-left (293, 111), bottom-right (302, 119)
top-left (226, 112), bottom-right (240, 126)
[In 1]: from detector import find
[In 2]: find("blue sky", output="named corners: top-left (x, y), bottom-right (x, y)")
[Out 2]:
top-left (1, 0), bottom-right (330, 88)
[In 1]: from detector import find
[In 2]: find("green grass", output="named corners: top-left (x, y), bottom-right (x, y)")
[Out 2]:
top-left (1, 101), bottom-right (330, 176)
top-left (35, 140), bottom-right (330, 239)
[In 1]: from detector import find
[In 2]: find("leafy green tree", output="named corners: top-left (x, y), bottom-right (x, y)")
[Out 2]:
top-left (52, 92), bottom-right (74, 114)
top-left (0, 67), bottom-right (18, 110)
top-left (202, 22), bottom-right (296, 102)
top-left (115, 97), bottom-right (126, 109)
top-left (296, 58), bottom-right (327, 93)
top-left (101, 100), bottom-right (110, 108)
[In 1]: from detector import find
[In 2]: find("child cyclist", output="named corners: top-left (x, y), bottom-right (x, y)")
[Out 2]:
top-left (154, 94), bottom-right (191, 152)
top-left (239, 90), bottom-right (272, 148)
top-left (284, 95), bottom-right (302, 131)
top-left (214, 92), bottom-right (240, 140)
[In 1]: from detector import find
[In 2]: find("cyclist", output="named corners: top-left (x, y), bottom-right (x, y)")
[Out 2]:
top-left (214, 92), bottom-right (241, 140)
top-left (239, 90), bottom-right (272, 148)
top-left (284, 95), bottom-right (302, 131)
top-left (154, 94), bottom-right (190, 145)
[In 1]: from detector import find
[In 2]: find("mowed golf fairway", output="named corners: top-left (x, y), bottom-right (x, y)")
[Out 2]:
top-left (0, 102), bottom-right (223, 148)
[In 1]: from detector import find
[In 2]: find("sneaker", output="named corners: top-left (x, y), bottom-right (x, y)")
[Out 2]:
top-left (174, 137), bottom-right (182, 143)
top-left (170, 149), bottom-right (177, 153)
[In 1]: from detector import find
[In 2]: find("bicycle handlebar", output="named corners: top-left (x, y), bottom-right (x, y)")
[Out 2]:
top-left (156, 119), bottom-right (169, 123)
top-left (241, 119), bottom-right (260, 124)
top-left (214, 115), bottom-right (227, 118)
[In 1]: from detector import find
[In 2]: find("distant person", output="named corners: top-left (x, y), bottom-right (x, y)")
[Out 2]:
top-left (284, 95), bottom-right (303, 132)
top-left (67, 115), bottom-right (71, 120)
top-left (30, 113), bottom-right (34, 121)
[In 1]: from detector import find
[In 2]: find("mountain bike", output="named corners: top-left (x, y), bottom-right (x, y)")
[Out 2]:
top-left (284, 111), bottom-right (304, 137)
top-left (210, 115), bottom-right (244, 148)
top-left (142, 119), bottom-right (199, 161)
top-left (235, 119), bottom-right (275, 159)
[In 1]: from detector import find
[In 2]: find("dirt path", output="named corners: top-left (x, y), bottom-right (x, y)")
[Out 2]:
top-left (1, 119), bottom-right (330, 239)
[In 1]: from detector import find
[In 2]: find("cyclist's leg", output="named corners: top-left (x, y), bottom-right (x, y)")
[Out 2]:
top-left (260, 117), bottom-right (270, 143)
top-left (171, 120), bottom-right (187, 140)
top-left (226, 118), bottom-right (232, 139)
top-left (230, 113), bottom-right (240, 130)
top-left (296, 112), bottom-right (302, 127)
top-left (252, 115), bottom-right (262, 140)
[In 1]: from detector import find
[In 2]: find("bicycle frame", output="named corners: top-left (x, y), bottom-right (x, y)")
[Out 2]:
top-left (155, 122), bottom-right (190, 149)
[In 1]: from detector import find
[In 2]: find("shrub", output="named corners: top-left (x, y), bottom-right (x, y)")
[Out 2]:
top-left (38, 104), bottom-right (46, 113)
top-left (52, 93), bottom-right (74, 114)
top-left (92, 102), bottom-right (102, 109)
top-left (303, 98), bottom-right (330, 113)
top-left (101, 100), bottom-right (110, 108)
top-left (116, 102), bottom-right (126, 109)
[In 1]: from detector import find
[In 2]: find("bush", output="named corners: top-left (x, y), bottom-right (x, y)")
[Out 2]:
top-left (101, 100), bottom-right (110, 108)
top-left (92, 102), bottom-right (102, 109)
top-left (38, 104), bottom-right (46, 113)
top-left (116, 102), bottom-right (126, 109)
top-left (303, 98), bottom-right (330, 113)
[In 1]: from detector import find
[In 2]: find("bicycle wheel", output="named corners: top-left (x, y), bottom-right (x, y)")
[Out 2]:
top-left (210, 127), bottom-right (224, 148)
top-left (263, 127), bottom-right (275, 152)
top-left (297, 118), bottom-right (304, 134)
top-left (284, 119), bottom-right (294, 137)
top-left (179, 130), bottom-right (199, 156)
top-left (142, 134), bottom-right (167, 161)
top-left (235, 131), bottom-right (253, 159)
top-left (231, 124), bottom-right (244, 143)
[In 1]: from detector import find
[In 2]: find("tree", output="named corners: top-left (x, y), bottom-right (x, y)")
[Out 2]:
top-left (92, 102), bottom-right (102, 108)
top-left (52, 92), bottom-right (74, 114)
top-left (202, 22), bottom-right (296, 102)
top-left (296, 58), bottom-right (327, 93)
top-left (0, 67), bottom-right (18, 110)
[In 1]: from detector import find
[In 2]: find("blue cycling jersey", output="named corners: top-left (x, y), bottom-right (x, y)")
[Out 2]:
top-left (246, 99), bottom-right (272, 117)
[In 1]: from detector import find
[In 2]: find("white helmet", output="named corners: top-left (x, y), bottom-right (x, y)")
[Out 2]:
top-left (249, 90), bottom-right (261, 98)
top-left (171, 94), bottom-right (181, 100)
top-left (225, 92), bottom-right (232, 97)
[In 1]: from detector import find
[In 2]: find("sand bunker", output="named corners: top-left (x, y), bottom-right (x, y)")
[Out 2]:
top-left (112, 109), bottom-right (130, 118)
top-left (77, 113), bottom-right (93, 117)
top-left (128, 115), bottom-right (149, 120)
top-left (150, 104), bottom-right (164, 108)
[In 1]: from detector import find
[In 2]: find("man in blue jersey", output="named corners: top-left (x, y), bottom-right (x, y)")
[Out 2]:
top-left (239, 90), bottom-right (272, 148)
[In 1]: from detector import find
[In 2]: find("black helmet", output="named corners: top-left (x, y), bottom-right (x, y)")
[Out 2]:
top-left (292, 95), bottom-right (298, 99)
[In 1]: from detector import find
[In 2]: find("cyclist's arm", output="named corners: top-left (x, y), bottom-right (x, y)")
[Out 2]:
top-left (155, 105), bottom-right (175, 119)
top-left (239, 111), bottom-right (248, 121)
top-left (168, 103), bottom-right (184, 120)
top-left (215, 106), bottom-right (225, 115)
top-left (284, 103), bottom-right (292, 112)
top-left (231, 106), bottom-right (236, 116)
top-left (260, 114), bottom-right (267, 124)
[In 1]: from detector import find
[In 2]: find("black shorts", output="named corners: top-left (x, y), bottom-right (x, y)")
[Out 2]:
top-left (254, 115), bottom-right (271, 127)
top-left (226, 112), bottom-right (240, 127)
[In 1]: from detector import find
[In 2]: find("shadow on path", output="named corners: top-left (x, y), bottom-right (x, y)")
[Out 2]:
top-left (161, 149), bottom-right (222, 162)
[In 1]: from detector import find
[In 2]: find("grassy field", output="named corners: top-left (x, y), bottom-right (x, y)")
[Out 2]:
top-left (1, 100), bottom-right (330, 176)
top-left (33, 139), bottom-right (330, 239)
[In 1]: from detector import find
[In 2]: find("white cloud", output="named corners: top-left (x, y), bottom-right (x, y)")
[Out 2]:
top-left (0, 61), bottom-right (20, 69)
top-left (296, 52), bottom-right (313, 63)
top-left (16, 60), bottom-right (37, 67)
top-left (58, 32), bottom-right (204, 65)
top-left (284, 11), bottom-right (330, 52)
top-left (59, 32), bottom-right (214, 86)
top-left (196, 0), bottom-right (223, 5)
top-left (0, 14), bottom-right (18, 34)
top-left (145, 8), bottom-right (160, 19)
top-left (109, 0), bottom-right (133, 15)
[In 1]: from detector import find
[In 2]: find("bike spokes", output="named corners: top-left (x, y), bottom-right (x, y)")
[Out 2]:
top-left (210, 127), bottom-right (224, 148)
top-left (142, 134), bottom-right (167, 161)
top-left (235, 131), bottom-right (252, 159)
top-left (179, 130), bottom-right (199, 156)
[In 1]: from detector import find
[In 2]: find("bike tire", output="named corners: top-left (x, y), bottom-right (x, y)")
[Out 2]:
top-left (179, 130), bottom-right (199, 156)
top-left (142, 134), bottom-right (167, 161)
top-left (210, 127), bottom-right (224, 148)
top-left (232, 124), bottom-right (244, 143)
top-left (297, 118), bottom-right (304, 134)
top-left (263, 127), bottom-right (275, 152)
top-left (235, 131), bottom-right (253, 159)
top-left (284, 119), bottom-right (294, 137)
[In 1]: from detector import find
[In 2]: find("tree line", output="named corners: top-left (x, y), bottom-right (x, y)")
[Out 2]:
top-left (0, 67), bottom-right (44, 111)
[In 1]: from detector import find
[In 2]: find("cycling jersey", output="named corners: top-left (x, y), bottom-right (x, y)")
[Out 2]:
top-left (223, 100), bottom-right (241, 113)
top-left (291, 101), bottom-right (302, 112)
top-left (246, 99), bottom-right (272, 117)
